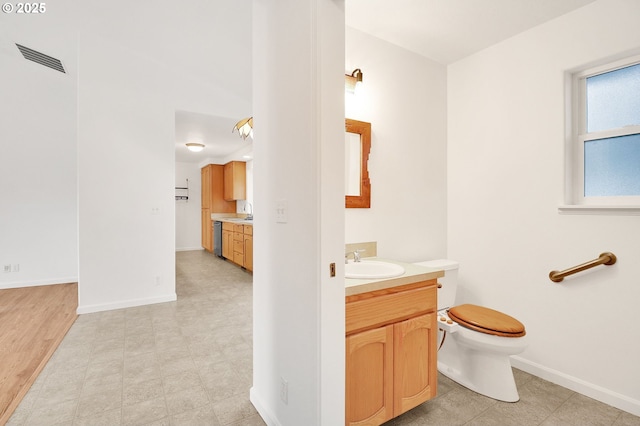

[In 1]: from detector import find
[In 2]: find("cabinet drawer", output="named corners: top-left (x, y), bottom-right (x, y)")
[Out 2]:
top-left (233, 251), bottom-right (244, 266)
top-left (222, 222), bottom-right (234, 231)
top-left (233, 224), bottom-right (244, 233)
top-left (244, 225), bottom-right (253, 235)
top-left (233, 232), bottom-right (243, 242)
top-left (346, 285), bottom-right (436, 335)
top-left (233, 239), bottom-right (244, 253)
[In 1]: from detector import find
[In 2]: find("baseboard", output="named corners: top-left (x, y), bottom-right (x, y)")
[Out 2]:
top-left (250, 387), bottom-right (280, 426)
top-left (175, 247), bottom-right (204, 252)
top-left (76, 293), bottom-right (177, 314)
top-left (511, 356), bottom-right (640, 417)
top-left (0, 277), bottom-right (78, 290)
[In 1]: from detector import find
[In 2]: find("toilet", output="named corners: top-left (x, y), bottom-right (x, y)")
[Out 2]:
top-left (414, 259), bottom-right (528, 402)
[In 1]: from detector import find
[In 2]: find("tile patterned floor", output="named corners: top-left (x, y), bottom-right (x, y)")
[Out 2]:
top-left (8, 250), bottom-right (640, 425)
top-left (8, 250), bottom-right (262, 426)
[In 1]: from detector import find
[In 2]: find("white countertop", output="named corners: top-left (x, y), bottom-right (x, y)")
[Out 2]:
top-left (345, 258), bottom-right (443, 296)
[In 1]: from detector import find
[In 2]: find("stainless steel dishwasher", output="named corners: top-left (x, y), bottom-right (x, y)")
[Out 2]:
top-left (213, 221), bottom-right (223, 257)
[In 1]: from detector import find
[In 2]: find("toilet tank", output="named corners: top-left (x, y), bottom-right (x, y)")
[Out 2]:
top-left (413, 259), bottom-right (459, 310)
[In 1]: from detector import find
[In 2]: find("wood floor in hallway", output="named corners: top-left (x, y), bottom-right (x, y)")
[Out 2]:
top-left (0, 283), bottom-right (78, 425)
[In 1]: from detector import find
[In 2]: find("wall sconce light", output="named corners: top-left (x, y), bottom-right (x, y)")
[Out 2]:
top-left (186, 143), bottom-right (205, 152)
top-left (233, 117), bottom-right (253, 140)
top-left (345, 68), bottom-right (363, 93)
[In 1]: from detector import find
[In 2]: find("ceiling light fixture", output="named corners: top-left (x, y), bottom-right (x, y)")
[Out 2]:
top-left (186, 143), bottom-right (205, 152)
top-left (233, 117), bottom-right (253, 140)
top-left (345, 68), bottom-right (363, 93)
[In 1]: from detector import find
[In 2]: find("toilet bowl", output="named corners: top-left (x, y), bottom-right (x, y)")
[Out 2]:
top-left (414, 260), bottom-right (528, 402)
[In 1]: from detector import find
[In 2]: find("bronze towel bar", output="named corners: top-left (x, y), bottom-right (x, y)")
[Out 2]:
top-left (549, 252), bottom-right (617, 283)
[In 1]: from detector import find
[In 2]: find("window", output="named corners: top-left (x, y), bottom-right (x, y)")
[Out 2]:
top-left (569, 55), bottom-right (640, 208)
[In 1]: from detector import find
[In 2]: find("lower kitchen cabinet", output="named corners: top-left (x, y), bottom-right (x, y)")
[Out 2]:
top-left (345, 282), bottom-right (438, 426)
top-left (232, 224), bottom-right (244, 266)
top-left (221, 221), bottom-right (253, 271)
top-left (243, 226), bottom-right (253, 272)
top-left (222, 222), bottom-right (233, 260)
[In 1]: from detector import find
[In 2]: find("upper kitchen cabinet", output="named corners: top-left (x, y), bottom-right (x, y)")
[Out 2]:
top-left (224, 161), bottom-right (246, 201)
top-left (202, 164), bottom-right (236, 213)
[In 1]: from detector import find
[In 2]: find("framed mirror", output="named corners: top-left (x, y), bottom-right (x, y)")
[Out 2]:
top-left (345, 118), bottom-right (371, 208)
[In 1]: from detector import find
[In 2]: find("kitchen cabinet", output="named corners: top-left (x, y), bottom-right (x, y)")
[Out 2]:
top-left (201, 165), bottom-right (236, 251)
top-left (221, 221), bottom-right (253, 271)
top-left (201, 208), bottom-right (212, 252)
top-left (202, 164), bottom-right (236, 212)
top-left (222, 222), bottom-right (234, 260)
top-left (223, 161), bottom-right (246, 201)
top-left (345, 281), bottom-right (437, 426)
top-left (201, 165), bottom-right (211, 208)
top-left (243, 225), bottom-right (253, 272)
top-left (232, 224), bottom-right (244, 266)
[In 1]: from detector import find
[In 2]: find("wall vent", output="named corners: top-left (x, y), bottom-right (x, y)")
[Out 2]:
top-left (16, 43), bottom-right (66, 73)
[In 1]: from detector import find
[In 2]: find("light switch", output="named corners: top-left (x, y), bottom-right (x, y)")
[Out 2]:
top-left (276, 199), bottom-right (288, 223)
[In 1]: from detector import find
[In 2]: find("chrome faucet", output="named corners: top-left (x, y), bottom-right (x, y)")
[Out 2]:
top-left (345, 249), bottom-right (365, 264)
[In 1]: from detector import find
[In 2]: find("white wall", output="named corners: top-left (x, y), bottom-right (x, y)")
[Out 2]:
top-left (238, 160), bottom-right (254, 215)
top-left (75, 0), bottom-right (252, 312)
top-left (175, 162), bottom-right (202, 251)
top-left (448, 0), bottom-right (640, 415)
top-left (0, 2), bottom-right (78, 290)
top-left (345, 28), bottom-right (448, 262)
top-left (251, 0), bottom-right (345, 424)
top-left (1, 0), bottom-right (252, 312)
top-left (76, 32), bottom-right (178, 312)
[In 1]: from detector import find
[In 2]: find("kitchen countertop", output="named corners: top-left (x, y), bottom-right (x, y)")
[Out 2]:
top-left (211, 217), bottom-right (254, 225)
top-left (345, 258), bottom-right (443, 296)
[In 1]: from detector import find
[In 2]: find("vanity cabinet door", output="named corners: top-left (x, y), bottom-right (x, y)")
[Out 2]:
top-left (393, 313), bottom-right (437, 416)
top-left (346, 325), bottom-right (394, 426)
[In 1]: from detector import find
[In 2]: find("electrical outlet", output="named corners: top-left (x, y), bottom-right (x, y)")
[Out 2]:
top-left (12, 264), bottom-right (19, 272)
top-left (154, 276), bottom-right (160, 287)
top-left (3, 265), bottom-right (11, 273)
top-left (280, 377), bottom-right (288, 404)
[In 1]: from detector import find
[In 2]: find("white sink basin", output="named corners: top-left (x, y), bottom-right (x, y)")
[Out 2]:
top-left (345, 260), bottom-right (405, 279)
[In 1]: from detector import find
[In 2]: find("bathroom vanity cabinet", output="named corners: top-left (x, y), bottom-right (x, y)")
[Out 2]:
top-left (346, 279), bottom-right (438, 426)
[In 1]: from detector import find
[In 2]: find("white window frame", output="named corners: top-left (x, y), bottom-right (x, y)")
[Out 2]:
top-left (562, 54), bottom-right (640, 214)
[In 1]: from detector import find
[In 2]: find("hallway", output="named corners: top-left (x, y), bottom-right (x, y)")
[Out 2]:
top-left (8, 250), bottom-right (263, 425)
